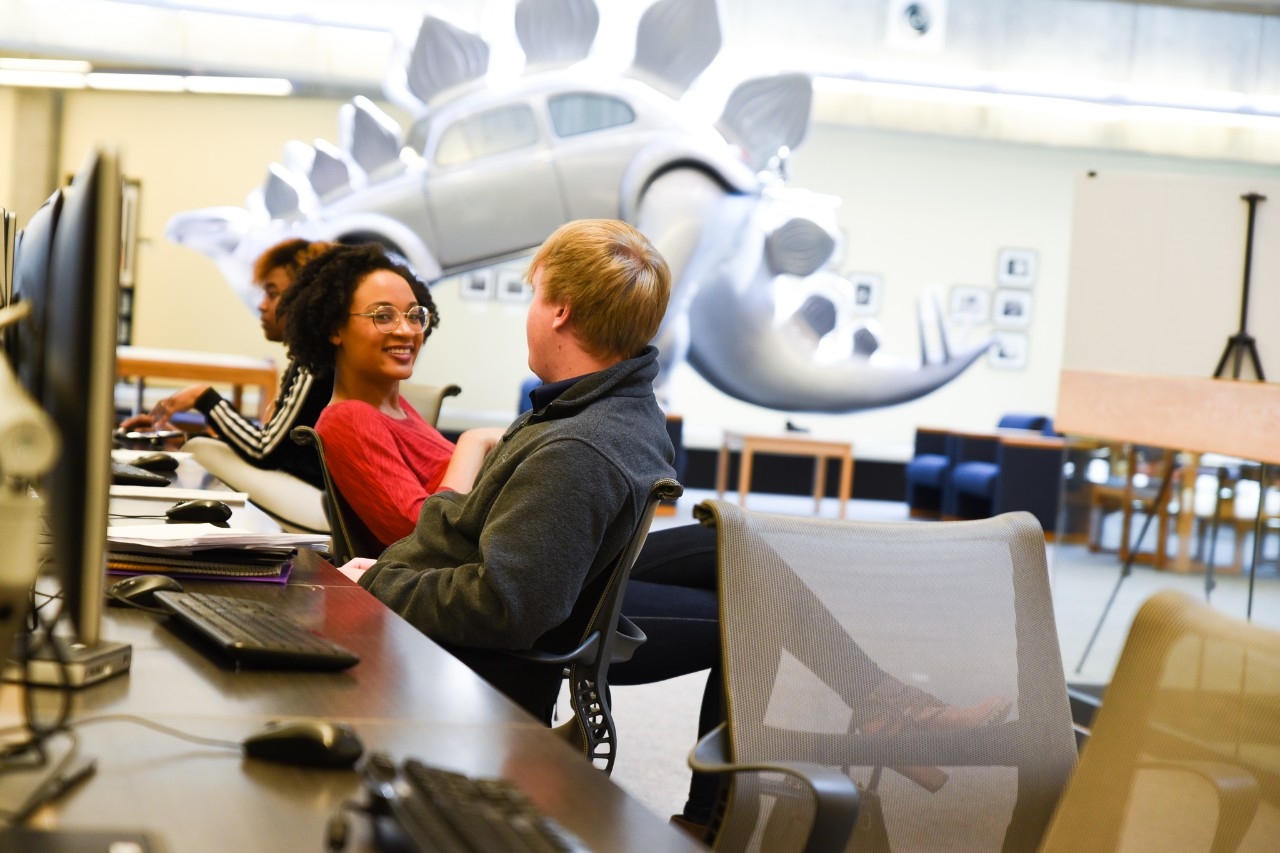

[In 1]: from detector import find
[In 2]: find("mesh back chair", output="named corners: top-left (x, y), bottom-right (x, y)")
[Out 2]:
top-left (399, 382), bottom-right (461, 427)
top-left (1040, 590), bottom-right (1280, 853)
top-left (290, 425), bottom-right (385, 565)
top-left (690, 501), bottom-right (1076, 853)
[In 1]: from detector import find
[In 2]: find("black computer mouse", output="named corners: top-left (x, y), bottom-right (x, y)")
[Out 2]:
top-left (132, 452), bottom-right (180, 473)
top-left (165, 499), bottom-right (233, 524)
top-left (107, 573), bottom-right (185, 608)
top-left (242, 720), bottom-right (364, 769)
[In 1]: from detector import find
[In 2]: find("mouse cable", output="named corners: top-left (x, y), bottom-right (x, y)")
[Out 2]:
top-left (70, 714), bottom-right (243, 752)
top-left (108, 513), bottom-right (166, 519)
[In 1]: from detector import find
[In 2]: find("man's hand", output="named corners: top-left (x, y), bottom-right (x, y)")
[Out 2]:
top-left (337, 557), bottom-right (376, 582)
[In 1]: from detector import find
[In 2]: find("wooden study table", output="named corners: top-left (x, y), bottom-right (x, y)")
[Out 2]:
top-left (5, 553), bottom-right (704, 850)
top-left (716, 430), bottom-right (855, 518)
top-left (116, 345), bottom-right (279, 420)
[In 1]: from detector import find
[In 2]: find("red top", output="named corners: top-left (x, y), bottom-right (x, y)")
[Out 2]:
top-left (316, 397), bottom-right (457, 546)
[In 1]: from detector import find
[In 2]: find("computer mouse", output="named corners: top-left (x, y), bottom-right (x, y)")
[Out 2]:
top-left (242, 720), bottom-right (364, 769)
top-left (131, 452), bottom-right (180, 473)
top-left (107, 573), bottom-right (185, 608)
top-left (165, 499), bottom-right (233, 524)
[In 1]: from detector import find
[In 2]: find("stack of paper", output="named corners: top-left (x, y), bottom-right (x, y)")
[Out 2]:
top-left (107, 524), bottom-right (329, 553)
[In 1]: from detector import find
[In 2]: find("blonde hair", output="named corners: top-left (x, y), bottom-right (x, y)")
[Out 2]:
top-left (528, 219), bottom-right (671, 361)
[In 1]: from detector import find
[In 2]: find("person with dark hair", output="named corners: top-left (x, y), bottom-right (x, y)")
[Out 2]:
top-left (280, 243), bottom-right (504, 548)
top-left (120, 237), bottom-right (336, 488)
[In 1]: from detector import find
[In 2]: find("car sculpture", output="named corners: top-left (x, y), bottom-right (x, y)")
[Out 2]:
top-left (166, 0), bottom-right (990, 413)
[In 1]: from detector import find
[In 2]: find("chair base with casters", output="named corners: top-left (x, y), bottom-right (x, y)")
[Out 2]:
top-left (184, 436), bottom-right (328, 533)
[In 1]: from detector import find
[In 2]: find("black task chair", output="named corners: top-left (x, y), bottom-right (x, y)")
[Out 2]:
top-left (290, 426), bottom-right (386, 565)
top-left (502, 477), bottom-right (683, 772)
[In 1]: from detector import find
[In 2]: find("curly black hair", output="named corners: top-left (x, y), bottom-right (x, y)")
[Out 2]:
top-left (280, 243), bottom-right (439, 373)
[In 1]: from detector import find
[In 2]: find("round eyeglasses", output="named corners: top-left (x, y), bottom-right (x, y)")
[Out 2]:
top-left (350, 306), bottom-right (431, 334)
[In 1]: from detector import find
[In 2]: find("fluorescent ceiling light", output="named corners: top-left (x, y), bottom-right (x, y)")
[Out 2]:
top-left (183, 75), bottom-right (293, 96)
top-left (0, 57), bottom-right (91, 73)
top-left (87, 72), bottom-right (185, 92)
top-left (0, 69), bottom-right (87, 88)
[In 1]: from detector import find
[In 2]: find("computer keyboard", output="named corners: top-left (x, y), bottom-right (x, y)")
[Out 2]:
top-left (111, 460), bottom-right (171, 487)
top-left (361, 753), bottom-right (588, 852)
top-left (152, 590), bottom-right (359, 671)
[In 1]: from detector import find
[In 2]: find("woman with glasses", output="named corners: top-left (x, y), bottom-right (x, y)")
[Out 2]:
top-left (280, 243), bottom-right (504, 548)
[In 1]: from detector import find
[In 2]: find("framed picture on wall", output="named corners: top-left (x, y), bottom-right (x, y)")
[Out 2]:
top-left (948, 285), bottom-right (990, 323)
top-left (989, 331), bottom-right (1028, 370)
top-left (496, 268), bottom-right (532, 303)
top-left (848, 272), bottom-right (882, 316)
top-left (992, 288), bottom-right (1032, 328)
top-left (459, 269), bottom-right (494, 300)
top-left (996, 247), bottom-right (1038, 288)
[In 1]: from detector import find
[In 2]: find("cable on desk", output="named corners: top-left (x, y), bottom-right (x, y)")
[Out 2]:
top-left (70, 714), bottom-right (242, 752)
top-left (0, 729), bottom-right (85, 827)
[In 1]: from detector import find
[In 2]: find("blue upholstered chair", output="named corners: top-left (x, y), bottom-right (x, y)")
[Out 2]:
top-left (904, 427), bottom-right (953, 517)
top-left (905, 414), bottom-right (1054, 519)
top-left (949, 416), bottom-right (1064, 532)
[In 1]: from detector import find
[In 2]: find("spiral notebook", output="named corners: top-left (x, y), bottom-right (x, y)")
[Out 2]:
top-left (106, 549), bottom-right (294, 584)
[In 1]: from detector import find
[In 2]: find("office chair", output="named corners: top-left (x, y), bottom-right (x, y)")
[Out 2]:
top-left (399, 381), bottom-right (461, 427)
top-left (290, 426), bottom-right (385, 565)
top-left (184, 436), bottom-right (329, 533)
top-left (503, 477), bottom-right (683, 773)
top-left (905, 414), bottom-right (1054, 519)
top-left (1040, 589), bottom-right (1280, 853)
top-left (689, 502), bottom-right (1076, 853)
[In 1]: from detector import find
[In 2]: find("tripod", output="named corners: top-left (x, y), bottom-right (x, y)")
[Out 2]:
top-left (1213, 192), bottom-right (1266, 381)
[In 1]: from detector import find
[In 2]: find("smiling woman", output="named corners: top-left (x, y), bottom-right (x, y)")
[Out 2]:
top-left (279, 244), bottom-right (503, 547)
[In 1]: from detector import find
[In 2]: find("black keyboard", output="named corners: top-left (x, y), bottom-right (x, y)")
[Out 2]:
top-left (152, 591), bottom-right (359, 671)
top-left (112, 461), bottom-right (171, 487)
top-left (362, 753), bottom-right (587, 852)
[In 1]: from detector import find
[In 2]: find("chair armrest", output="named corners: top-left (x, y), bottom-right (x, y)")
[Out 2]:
top-left (503, 615), bottom-right (647, 669)
top-left (611, 614), bottom-right (646, 664)
top-left (689, 724), bottom-right (860, 853)
top-left (508, 632), bottom-right (601, 667)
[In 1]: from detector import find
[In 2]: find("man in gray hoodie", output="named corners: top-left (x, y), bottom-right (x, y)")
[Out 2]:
top-left (354, 218), bottom-right (681, 716)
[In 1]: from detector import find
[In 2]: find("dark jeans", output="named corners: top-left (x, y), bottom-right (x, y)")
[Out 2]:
top-left (615, 522), bottom-right (721, 822)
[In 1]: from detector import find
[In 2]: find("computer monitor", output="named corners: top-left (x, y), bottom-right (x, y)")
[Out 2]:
top-left (29, 146), bottom-right (132, 684)
top-left (3, 191), bottom-right (62, 399)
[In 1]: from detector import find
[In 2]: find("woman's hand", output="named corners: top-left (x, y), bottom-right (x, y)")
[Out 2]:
top-left (438, 427), bottom-right (506, 494)
top-left (120, 384), bottom-right (210, 431)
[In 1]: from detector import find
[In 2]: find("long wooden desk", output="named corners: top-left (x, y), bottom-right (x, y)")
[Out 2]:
top-left (4, 550), bottom-right (703, 851)
top-left (116, 345), bottom-right (279, 420)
